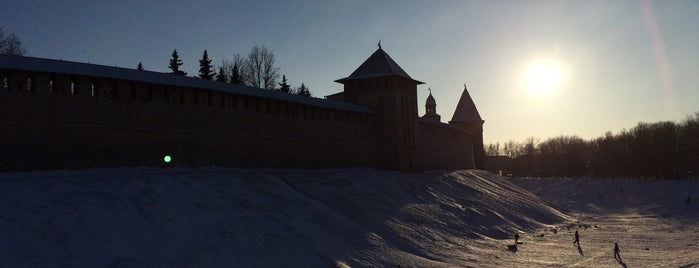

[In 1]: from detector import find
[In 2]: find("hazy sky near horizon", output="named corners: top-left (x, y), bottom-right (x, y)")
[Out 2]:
top-left (2, 0), bottom-right (697, 144)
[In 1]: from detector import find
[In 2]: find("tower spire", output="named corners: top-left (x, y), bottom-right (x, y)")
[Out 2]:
top-left (378, 40), bottom-right (381, 49)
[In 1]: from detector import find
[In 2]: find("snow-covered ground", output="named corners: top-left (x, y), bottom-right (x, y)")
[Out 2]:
top-left (0, 168), bottom-right (696, 267)
top-left (509, 177), bottom-right (699, 267)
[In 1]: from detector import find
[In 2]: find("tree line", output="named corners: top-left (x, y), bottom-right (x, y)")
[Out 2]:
top-left (157, 46), bottom-right (311, 96)
top-left (0, 27), bottom-right (27, 56)
top-left (485, 112), bottom-right (699, 179)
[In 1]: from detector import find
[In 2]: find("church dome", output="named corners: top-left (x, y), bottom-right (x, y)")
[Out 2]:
top-left (426, 92), bottom-right (436, 106)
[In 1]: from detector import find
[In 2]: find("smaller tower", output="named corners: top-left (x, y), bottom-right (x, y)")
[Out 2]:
top-left (422, 88), bottom-right (441, 122)
top-left (449, 84), bottom-right (485, 169)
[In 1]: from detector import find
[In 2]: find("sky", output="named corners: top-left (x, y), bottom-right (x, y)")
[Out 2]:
top-left (1, 0), bottom-right (698, 144)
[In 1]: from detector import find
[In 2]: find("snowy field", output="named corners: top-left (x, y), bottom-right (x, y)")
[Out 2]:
top-left (0, 168), bottom-right (697, 267)
top-left (509, 177), bottom-right (699, 267)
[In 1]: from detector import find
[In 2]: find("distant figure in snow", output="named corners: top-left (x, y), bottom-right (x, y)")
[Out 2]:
top-left (614, 242), bottom-right (621, 259)
top-left (514, 232), bottom-right (520, 244)
top-left (573, 230), bottom-right (579, 245)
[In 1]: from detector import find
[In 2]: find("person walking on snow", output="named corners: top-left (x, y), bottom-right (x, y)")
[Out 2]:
top-left (614, 242), bottom-right (621, 259)
top-left (514, 232), bottom-right (520, 244)
top-left (573, 230), bottom-right (579, 245)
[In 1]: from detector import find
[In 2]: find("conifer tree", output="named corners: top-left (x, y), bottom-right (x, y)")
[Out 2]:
top-left (137, 62), bottom-right (144, 71)
top-left (278, 75), bottom-right (291, 93)
top-left (230, 62), bottom-right (242, 85)
top-left (215, 66), bottom-right (227, 82)
top-left (169, 49), bottom-right (186, 76)
top-left (297, 83), bottom-right (311, 97)
top-left (198, 49), bottom-right (214, 80)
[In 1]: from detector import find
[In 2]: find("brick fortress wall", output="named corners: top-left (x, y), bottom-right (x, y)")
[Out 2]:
top-left (0, 69), bottom-right (376, 171)
top-left (417, 121), bottom-right (474, 170)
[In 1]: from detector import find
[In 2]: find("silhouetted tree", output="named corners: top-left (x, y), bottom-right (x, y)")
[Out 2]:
top-left (678, 112), bottom-right (699, 177)
top-left (485, 142), bottom-right (502, 157)
top-left (278, 75), bottom-right (291, 93)
top-left (296, 83), bottom-right (311, 96)
top-left (169, 49), bottom-right (186, 76)
top-left (227, 54), bottom-right (247, 85)
top-left (538, 135), bottom-right (588, 177)
top-left (485, 112), bottom-right (699, 178)
top-left (198, 50), bottom-right (214, 80)
top-left (215, 66), bottom-right (227, 82)
top-left (244, 46), bottom-right (279, 89)
top-left (230, 62), bottom-right (242, 84)
top-left (503, 140), bottom-right (522, 159)
top-left (137, 62), bottom-right (144, 70)
top-left (0, 27), bottom-right (27, 56)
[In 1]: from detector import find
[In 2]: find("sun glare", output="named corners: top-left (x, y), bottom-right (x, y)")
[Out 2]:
top-left (522, 59), bottom-right (565, 95)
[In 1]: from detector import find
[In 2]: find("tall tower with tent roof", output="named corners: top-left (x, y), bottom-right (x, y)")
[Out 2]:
top-left (335, 45), bottom-right (423, 170)
top-left (449, 85), bottom-right (485, 169)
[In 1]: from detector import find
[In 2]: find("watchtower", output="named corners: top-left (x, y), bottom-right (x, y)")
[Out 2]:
top-left (449, 85), bottom-right (485, 169)
top-left (335, 46), bottom-right (424, 170)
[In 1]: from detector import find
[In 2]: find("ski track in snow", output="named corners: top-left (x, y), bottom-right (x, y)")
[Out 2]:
top-left (0, 168), bottom-right (697, 267)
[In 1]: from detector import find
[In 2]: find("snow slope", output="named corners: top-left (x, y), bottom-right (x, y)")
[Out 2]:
top-left (0, 168), bottom-right (568, 267)
top-left (509, 177), bottom-right (699, 268)
top-left (2, 168), bottom-right (697, 267)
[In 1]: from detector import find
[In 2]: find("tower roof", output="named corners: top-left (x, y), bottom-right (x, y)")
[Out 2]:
top-left (450, 85), bottom-right (483, 123)
top-left (426, 91), bottom-right (436, 106)
top-left (335, 47), bottom-right (424, 84)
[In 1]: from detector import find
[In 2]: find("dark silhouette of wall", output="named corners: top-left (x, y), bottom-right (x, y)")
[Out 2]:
top-left (1, 55), bottom-right (476, 172)
top-left (417, 120), bottom-right (474, 170)
top-left (0, 70), bottom-right (375, 171)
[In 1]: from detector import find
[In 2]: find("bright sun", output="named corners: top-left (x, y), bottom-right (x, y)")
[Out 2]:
top-left (522, 59), bottom-right (565, 95)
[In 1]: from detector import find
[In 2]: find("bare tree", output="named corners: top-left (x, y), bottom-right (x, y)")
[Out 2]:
top-left (232, 54), bottom-right (247, 85)
top-left (244, 46), bottom-right (279, 89)
top-left (0, 27), bottom-right (27, 56)
top-left (219, 54), bottom-right (247, 85)
top-left (485, 142), bottom-right (501, 156)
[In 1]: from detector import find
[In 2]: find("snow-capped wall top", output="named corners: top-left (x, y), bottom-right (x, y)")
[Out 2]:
top-left (0, 55), bottom-right (374, 113)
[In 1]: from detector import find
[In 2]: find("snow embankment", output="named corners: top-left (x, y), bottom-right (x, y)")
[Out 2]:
top-left (0, 168), bottom-right (567, 267)
top-left (512, 177), bottom-right (699, 219)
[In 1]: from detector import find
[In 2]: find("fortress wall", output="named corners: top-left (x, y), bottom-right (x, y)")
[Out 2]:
top-left (0, 69), bottom-right (375, 171)
top-left (416, 121), bottom-right (475, 170)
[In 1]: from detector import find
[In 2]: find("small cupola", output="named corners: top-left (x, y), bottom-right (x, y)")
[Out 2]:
top-left (422, 88), bottom-right (441, 122)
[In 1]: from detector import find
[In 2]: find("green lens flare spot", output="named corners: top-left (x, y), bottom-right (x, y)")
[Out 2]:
top-left (163, 155), bottom-right (172, 163)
